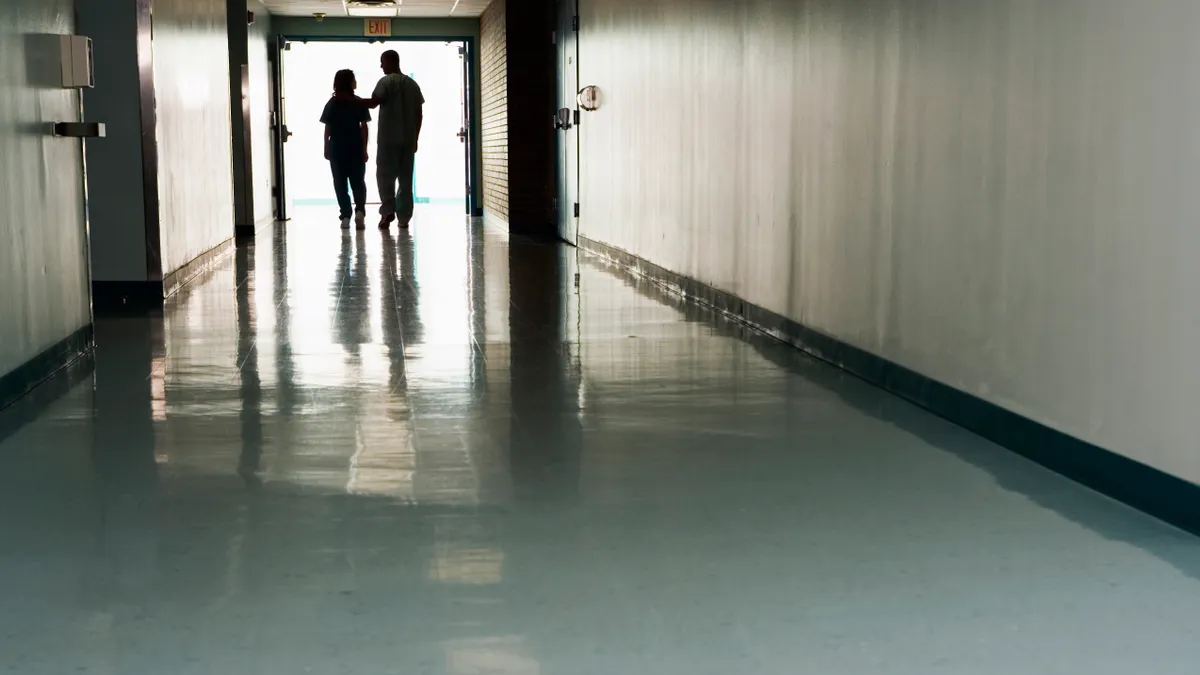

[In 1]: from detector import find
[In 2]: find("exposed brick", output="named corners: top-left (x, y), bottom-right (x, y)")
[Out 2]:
top-left (480, 0), bottom-right (508, 221)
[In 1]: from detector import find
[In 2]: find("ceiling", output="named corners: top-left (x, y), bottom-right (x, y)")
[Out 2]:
top-left (261, 0), bottom-right (491, 18)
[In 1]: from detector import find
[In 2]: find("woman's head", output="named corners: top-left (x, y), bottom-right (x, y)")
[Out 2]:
top-left (333, 69), bottom-right (356, 95)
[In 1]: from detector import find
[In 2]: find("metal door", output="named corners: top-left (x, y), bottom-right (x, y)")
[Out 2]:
top-left (556, 0), bottom-right (580, 244)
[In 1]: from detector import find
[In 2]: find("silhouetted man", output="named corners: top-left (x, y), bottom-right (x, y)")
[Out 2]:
top-left (361, 50), bottom-right (424, 230)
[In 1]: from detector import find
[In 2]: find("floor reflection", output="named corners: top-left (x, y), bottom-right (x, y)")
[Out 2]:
top-left (91, 317), bottom-right (162, 597)
top-left (508, 239), bottom-right (582, 505)
top-left (333, 230), bottom-right (371, 354)
top-left (1, 204), bottom-right (1199, 673)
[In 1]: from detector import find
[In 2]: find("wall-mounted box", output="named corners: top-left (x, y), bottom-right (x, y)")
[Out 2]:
top-left (58, 35), bottom-right (94, 88)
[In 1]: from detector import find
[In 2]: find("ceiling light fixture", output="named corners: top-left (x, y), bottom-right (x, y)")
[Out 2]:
top-left (344, 0), bottom-right (400, 18)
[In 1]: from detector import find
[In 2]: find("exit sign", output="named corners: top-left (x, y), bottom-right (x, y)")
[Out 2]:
top-left (365, 18), bottom-right (392, 37)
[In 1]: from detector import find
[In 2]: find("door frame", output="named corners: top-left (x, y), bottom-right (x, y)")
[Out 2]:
top-left (271, 33), bottom-right (483, 217)
top-left (268, 35), bottom-right (290, 221)
top-left (556, 0), bottom-right (580, 244)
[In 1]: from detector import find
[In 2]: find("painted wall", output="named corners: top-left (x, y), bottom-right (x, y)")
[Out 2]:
top-left (0, 0), bottom-right (91, 376)
top-left (227, 0), bottom-right (274, 229)
top-left (578, 0), bottom-right (1200, 485)
top-left (248, 2), bottom-right (275, 225)
top-left (228, 0), bottom-right (254, 229)
top-left (78, 0), bottom-right (150, 282)
top-left (503, 0), bottom-right (557, 236)
top-left (154, 0), bottom-right (236, 276)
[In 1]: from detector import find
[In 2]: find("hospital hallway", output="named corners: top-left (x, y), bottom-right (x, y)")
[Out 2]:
top-left (3, 206), bottom-right (1200, 675)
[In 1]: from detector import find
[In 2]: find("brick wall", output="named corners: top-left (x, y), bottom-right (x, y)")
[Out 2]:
top-left (480, 0), bottom-right (508, 222)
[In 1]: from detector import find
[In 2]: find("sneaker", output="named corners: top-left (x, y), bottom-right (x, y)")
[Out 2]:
top-left (378, 213), bottom-right (395, 230)
top-left (340, 217), bottom-right (351, 230)
top-left (399, 218), bottom-right (411, 229)
top-left (354, 210), bottom-right (366, 229)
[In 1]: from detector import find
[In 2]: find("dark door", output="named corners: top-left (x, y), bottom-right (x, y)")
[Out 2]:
top-left (556, 0), bottom-right (580, 244)
top-left (268, 35), bottom-right (291, 221)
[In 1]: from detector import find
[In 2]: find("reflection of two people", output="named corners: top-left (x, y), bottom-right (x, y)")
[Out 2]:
top-left (334, 231), bottom-right (372, 355)
top-left (380, 229), bottom-right (421, 403)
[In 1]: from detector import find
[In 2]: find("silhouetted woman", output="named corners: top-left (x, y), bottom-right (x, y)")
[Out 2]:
top-left (321, 69), bottom-right (371, 229)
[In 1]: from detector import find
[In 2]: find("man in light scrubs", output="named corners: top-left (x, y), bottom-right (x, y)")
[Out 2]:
top-left (361, 49), bottom-right (424, 229)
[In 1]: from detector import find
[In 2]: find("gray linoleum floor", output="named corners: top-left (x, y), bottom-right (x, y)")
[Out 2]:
top-left (2, 206), bottom-right (1199, 674)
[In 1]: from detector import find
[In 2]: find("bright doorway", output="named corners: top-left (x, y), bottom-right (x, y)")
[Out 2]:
top-left (282, 40), bottom-right (470, 213)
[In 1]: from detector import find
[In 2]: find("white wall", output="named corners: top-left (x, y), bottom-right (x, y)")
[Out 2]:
top-left (578, 0), bottom-right (1200, 484)
top-left (154, 0), bottom-right (236, 276)
top-left (0, 0), bottom-right (91, 376)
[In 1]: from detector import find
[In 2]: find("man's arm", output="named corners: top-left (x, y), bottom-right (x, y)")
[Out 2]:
top-left (360, 78), bottom-right (387, 109)
top-left (413, 105), bottom-right (423, 153)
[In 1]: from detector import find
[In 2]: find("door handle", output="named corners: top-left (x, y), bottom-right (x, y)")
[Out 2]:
top-left (52, 122), bottom-right (105, 138)
top-left (457, 128), bottom-right (467, 143)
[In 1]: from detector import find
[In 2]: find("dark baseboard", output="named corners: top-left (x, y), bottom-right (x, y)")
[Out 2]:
top-left (93, 280), bottom-right (165, 314)
top-left (236, 215), bottom-right (278, 241)
top-left (0, 324), bottom-right (94, 415)
top-left (163, 236), bottom-right (235, 299)
top-left (578, 235), bottom-right (1200, 538)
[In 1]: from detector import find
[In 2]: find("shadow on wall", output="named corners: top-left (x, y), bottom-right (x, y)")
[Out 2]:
top-left (578, 253), bottom-right (1200, 584)
top-left (23, 34), bottom-right (64, 88)
top-left (19, 34), bottom-right (70, 138)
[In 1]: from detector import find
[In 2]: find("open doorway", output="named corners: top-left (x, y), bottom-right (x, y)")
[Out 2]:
top-left (281, 40), bottom-right (470, 216)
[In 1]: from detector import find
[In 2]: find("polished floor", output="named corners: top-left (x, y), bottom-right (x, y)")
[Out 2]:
top-left (2, 206), bottom-right (1200, 674)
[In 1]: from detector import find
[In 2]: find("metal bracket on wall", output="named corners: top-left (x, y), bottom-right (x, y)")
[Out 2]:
top-left (52, 122), bottom-right (105, 138)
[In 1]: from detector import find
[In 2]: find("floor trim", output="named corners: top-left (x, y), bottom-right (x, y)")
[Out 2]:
top-left (578, 235), bottom-right (1200, 537)
top-left (0, 325), bottom-right (94, 414)
top-left (163, 237), bottom-right (236, 299)
top-left (483, 209), bottom-right (509, 233)
top-left (236, 214), bottom-right (278, 240)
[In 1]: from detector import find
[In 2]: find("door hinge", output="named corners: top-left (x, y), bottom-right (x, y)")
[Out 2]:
top-left (573, 202), bottom-right (580, 218)
top-left (552, 31), bottom-right (557, 45)
top-left (552, 197), bottom-right (558, 212)
top-left (572, 15), bottom-right (578, 31)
